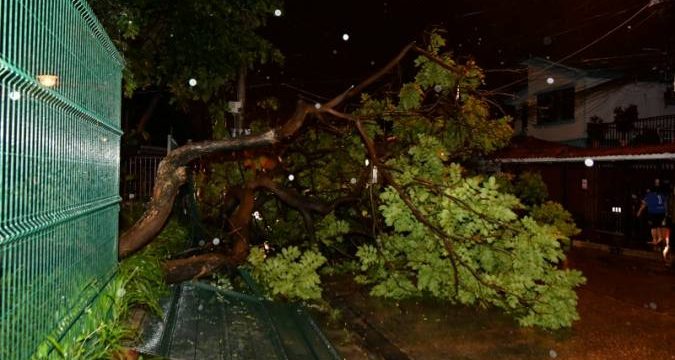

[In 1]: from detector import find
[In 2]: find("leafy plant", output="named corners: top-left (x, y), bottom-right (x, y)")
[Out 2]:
top-left (33, 220), bottom-right (188, 359)
top-left (247, 246), bottom-right (327, 301)
top-left (355, 143), bottom-right (585, 329)
top-left (513, 171), bottom-right (549, 206)
top-left (315, 213), bottom-right (351, 246)
top-left (530, 201), bottom-right (580, 250)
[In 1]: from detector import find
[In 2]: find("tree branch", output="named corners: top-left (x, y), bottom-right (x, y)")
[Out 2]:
top-left (120, 40), bottom-right (428, 259)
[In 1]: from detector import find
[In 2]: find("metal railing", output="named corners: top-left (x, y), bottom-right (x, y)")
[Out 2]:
top-left (589, 115), bottom-right (675, 147)
top-left (123, 155), bottom-right (163, 202)
top-left (0, 1), bottom-right (123, 358)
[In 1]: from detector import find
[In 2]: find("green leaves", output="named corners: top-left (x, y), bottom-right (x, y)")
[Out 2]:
top-left (398, 83), bottom-right (424, 111)
top-left (353, 140), bottom-right (585, 329)
top-left (92, 0), bottom-right (283, 105)
top-left (248, 246), bottom-right (327, 301)
top-left (513, 171), bottom-right (549, 206)
top-left (316, 214), bottom-right (351, 246)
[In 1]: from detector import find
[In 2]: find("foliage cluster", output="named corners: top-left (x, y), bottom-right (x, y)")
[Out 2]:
top-left (91, 0), bottom-right (283, 103)
top-left (511, 171), bottom-right (549, 206)
top-left (354, 140), bottom-right (585, 328)
top-left (34, 220), bottom-right (187, 359)
top-left (496, 170), bottom-right (580, 246)
top-left (174, 32), bottom-right (584, 329)
top-left (248, 246), bottom-right (327, 301)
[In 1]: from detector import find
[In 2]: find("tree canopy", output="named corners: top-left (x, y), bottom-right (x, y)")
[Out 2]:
top-left (92, 0), bottom-right (282, 102)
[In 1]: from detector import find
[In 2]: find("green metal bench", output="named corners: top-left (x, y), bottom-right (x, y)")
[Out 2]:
top-left (135, 279), bottom-right (342, 360)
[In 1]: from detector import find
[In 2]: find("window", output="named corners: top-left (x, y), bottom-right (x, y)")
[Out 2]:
top-left (536, 87), bottom-right (575, 125)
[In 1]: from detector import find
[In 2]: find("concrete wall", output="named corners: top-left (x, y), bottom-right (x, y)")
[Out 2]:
top-left (514, 63), bottom-right (675, 144)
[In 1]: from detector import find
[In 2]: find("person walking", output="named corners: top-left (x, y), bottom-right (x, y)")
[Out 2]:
top-left (637, 179), bottom-right (670, 261)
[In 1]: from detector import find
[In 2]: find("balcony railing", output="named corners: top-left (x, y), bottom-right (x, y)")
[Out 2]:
top-left (588, 114), bottom-right (675, 147)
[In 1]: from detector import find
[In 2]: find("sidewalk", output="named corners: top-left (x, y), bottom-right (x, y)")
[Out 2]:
top-left (572, 239), bottom-right (669, 262)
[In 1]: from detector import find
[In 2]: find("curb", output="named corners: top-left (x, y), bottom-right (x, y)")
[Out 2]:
top-left (572, 240), bottom-right (662, 261)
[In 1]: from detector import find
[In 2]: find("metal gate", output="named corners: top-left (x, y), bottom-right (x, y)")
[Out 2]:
top-left (0, 1), bottom-right (123, 358)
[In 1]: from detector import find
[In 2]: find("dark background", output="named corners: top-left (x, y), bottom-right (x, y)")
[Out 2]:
top-left (134, 0), bottom-right (675, 145)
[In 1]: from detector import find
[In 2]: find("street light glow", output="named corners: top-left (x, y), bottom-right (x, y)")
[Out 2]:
top-left (37, 74), bottom-right (59, 87)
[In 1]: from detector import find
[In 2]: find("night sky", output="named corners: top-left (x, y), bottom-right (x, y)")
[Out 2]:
top-left (144, 0), bottom-right (675, 144)
top-left (255, 0), bottom-right (674, 95)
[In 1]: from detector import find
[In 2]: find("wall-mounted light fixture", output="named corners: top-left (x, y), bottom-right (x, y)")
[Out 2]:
top-left (37, 74), bottom-right (59, 87)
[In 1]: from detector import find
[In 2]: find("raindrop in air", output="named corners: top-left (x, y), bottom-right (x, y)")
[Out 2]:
top-left (8, 91), bottom-right (21, 101)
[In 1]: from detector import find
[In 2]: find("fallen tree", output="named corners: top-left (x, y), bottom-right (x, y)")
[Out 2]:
top-left (120, 34), bottom-right (585, 329)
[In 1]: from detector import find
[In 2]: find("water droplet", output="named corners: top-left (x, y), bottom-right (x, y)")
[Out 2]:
top-left (8, 90), bottom-right (21, 101)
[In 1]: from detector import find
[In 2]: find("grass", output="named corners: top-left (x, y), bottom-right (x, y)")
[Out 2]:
top-left (32, 215), bottom-right (187, 359)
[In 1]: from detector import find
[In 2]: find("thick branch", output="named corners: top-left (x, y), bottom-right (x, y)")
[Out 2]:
top-left (163, 253), bottom-right (231, 283)
top-left (250, 176), bottom-right (356, 215)
top-left (323, 42), bottom-right (416, 109)
top-left (119, 41), bottom-right (439, 261)
top-left (118, 103), bottom-right (311, 258)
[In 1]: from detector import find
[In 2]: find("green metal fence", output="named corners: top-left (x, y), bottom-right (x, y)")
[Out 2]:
top-left (0, 1), bottom-right (123, 359)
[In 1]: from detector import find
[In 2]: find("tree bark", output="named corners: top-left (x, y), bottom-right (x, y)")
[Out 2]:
top-left (119, 103), bottom-right (313, 258)
top-left (119, 42), bottom-right (419, 269)
top-left (163, 253), bottom-right (231, 283)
